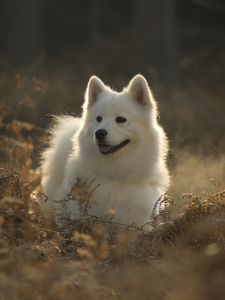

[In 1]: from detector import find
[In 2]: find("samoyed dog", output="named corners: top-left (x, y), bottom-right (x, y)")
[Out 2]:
top-left (40, 74), bottom-right (169, 228)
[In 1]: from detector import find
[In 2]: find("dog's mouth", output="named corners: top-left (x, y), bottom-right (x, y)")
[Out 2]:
top-left (98, 139), bottom-right (130, 155)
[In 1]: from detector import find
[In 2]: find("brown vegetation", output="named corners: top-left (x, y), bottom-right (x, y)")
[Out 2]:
top-left (0, 108), bottom-right (225, 300)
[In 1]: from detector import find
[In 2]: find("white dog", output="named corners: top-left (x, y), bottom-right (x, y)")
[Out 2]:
top-left (40, 75), bottom-right (169, 228)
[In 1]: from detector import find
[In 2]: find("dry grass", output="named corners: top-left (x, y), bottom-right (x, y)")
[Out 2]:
top-left (0, 112), bottom-right (225, 300)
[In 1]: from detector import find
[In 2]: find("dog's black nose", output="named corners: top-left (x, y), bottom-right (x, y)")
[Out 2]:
top-left (95, 129), bottom-right (107, 140)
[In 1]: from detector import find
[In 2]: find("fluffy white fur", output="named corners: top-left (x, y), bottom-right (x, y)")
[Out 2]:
top-left (41, 74), bottom-right (170, 228)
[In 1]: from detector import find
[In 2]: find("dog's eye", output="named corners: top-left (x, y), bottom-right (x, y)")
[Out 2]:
top-left (96, 116), bottom-right (102, 122)
top-left (116, 116), bottom-right (127, 123)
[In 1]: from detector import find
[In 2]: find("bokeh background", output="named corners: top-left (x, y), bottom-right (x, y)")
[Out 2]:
top-left (0, 0), bottom-right (224, 197)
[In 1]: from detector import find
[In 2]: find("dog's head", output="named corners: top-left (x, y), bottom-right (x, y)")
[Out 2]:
top-left (82, 74), bottom-right (158, 156)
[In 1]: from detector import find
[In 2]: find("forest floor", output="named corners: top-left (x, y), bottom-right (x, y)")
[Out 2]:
top-left (0, 102), bottom-right (225, 300)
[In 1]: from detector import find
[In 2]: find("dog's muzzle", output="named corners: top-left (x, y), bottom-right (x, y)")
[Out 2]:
top-left (95, 129), bottom-right (130, 155)
top-left (97, 139), bottom-right (130, 155)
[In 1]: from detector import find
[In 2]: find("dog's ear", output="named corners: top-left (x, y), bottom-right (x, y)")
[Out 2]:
top-left (85, 76), bottom-right (105, 107)
top-left (127, 74), bottom-right (156, 110)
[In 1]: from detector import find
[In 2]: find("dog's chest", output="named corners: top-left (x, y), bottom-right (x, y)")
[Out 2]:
top-left (87, 180), bottom-right (161, 226)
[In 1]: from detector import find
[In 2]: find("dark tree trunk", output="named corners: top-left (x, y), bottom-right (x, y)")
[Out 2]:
top-left (90, 0), bottom-right (103, 41)
top-left (0, 0), bottom-right (43, 65)
top-left (133, 0), bottom-right (176, 82)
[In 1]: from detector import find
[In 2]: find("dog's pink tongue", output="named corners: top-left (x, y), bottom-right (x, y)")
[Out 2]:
top-left (99, 144), bottom-right (112, 153)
